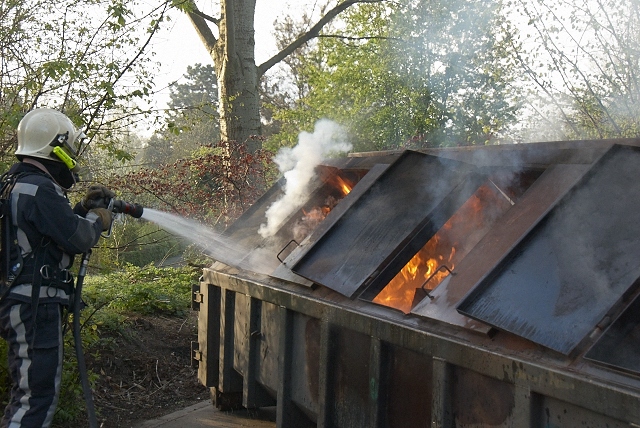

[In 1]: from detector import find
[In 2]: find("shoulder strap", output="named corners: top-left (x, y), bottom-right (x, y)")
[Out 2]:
top-left (0, 171), bottom-right (27, 291)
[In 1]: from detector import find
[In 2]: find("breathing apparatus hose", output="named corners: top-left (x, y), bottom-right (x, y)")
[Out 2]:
top-left (73, 251), bottom-right (98, 428)
top-left (72, 199), bottom-right (143, 427)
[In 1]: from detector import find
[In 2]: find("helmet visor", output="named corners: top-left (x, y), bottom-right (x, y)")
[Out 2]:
top-left (54, 130), bottom-right (87, 156)
top-left (67, 130), bottom-right (87, 157)
top-left (50, 130), bottom-right (86, 170)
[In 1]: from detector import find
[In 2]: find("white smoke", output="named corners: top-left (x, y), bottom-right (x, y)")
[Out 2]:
top-left (258, 119), bottom-right (352, 238)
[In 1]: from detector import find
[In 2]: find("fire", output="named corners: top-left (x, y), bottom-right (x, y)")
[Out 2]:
top-left (302, 206), bottom-right (331, 221)
top-left (373, 183), bottom-right (512, 313)
top-left (327, 175), bottom-right (353, 196)
top-left (373, 234), bottom-right (457, 313)
top-left (292, 174), bottom-right (355, 242)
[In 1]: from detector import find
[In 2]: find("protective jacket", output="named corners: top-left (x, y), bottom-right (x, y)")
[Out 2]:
top-left (6, 161), bottom-right (104, 305)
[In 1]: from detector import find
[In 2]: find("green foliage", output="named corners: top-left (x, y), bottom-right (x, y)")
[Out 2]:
top-left (90, 216), bottom-right (186, 271)
top-left (53, 327), bottom-right (101, 426)
top-left (0, 0), bottom-right (171, 166)
top-left (172, 0), bottom-right (195, 13)
top-left (268, 0), bottom-right (521, 152)
top-left (51, 263), bottom-right (197, 425)
top-left (141, 64), bottom-right (220, 166)
top-left (82, 264), bottom-right (199, 319)
top-left (0, 341), bottom-right (8, 412)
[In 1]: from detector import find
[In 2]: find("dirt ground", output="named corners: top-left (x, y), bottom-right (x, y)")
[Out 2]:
top-left (72, 311), bottom-right (209, 428)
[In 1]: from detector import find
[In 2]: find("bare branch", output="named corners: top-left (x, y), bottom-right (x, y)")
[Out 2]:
top-left (84, 3), bottom-right (170, 143)
top-left (189, 9), bottom-right (219, 25)
top-left (318, 34), bottom-right (401, 42)
top-left (258, 0), bottom-right (387, 76)
top-left (505, 33), bottom-right (578, 136)
top-left (186, 3), bottom-right (218, 56)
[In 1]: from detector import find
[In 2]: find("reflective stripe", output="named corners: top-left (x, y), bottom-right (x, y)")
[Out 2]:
top-left (11, 184), bottom-right (36, 253)
top-left (16, 228), bottom-right (31, 254)
top-left (5, 303), bottom-right (63, 428)
top-left (9, 284), bottom-right (70, 300)
top-left (9, 305), bottom-right (31, 427)
top-left (11, 183), bottom-right (38, 221)
top-left (12, 182), bottom-right (38, 197)
top-left (43, 306), bottom-right (63, 427)
top-left (60, 253), bottom-right (71, 269)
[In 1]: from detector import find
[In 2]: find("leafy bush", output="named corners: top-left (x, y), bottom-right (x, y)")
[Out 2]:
top-left (109, 140), bottom-right (277, 228)
top-left (54, 327), bottom-right (101, 426)
top-left (51, 263), bottom-right (198, 425)
top-left (86, 215), bottom-right (188, 273)
top-left (82, 263), bottom-right (199, 320)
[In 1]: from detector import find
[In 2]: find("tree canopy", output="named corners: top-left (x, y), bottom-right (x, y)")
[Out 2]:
top-left (182, 0), bottom-right (388, 151)
top-left (503, 0), bottom-right (640, 140)
top-left (0, 0), bottom-right (170, 169)
top-left (266, 0), bottom-right (522, 151)
top-left (3, 0), bottom-right (639, 169)
top-left (141, 63), bottom-right (220, 165)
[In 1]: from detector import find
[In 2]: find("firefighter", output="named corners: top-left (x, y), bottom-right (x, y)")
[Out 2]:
top-left (0, 108), bottom-right (113, 427)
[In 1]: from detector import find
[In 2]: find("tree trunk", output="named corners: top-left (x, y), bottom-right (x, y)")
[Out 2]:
top-left (186, 0), bottom-right (385, 153)
top-left (215, 0), bottom-right (261, 152)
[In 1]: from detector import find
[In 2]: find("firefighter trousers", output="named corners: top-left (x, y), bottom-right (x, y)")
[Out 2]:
top-left (0, 298), bottom-right (63, 428)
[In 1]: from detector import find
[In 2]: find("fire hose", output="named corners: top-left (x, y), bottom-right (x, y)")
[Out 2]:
top-left (74, 199), bottom-right (143, 428)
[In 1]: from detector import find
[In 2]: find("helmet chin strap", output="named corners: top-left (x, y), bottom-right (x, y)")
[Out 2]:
top-left (22, 157), bottom-right (77, 191)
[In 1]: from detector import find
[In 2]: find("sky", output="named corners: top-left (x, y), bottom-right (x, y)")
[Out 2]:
top-left (147, 0), bottom-right (311, 110)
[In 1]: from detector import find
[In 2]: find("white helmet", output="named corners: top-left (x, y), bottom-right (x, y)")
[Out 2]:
top-left (16, 108), bottom-right (86, 170)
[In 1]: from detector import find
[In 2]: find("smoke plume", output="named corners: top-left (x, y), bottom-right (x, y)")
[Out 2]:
top-left (259, 119), bottom-right (352, 238)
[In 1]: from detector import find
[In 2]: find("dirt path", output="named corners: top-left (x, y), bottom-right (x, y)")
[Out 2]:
top-left (65, 312), bottom-right (208, 427)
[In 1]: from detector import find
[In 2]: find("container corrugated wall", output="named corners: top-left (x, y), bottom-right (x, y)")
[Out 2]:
top-left (193, 269), bottom-right (639, 428)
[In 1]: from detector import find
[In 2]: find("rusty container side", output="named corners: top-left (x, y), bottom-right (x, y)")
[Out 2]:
top-left (195, 269), bottom-right (640, 427)
top-left (193, 282), bottom-right (220, 388)
top-left (326, 328), bottom-right (372, 427)
top-left (385, 346), bottom-right (433, 428)
top-left (451, 366), bottom-right (515, 427)
top-left (289, 314), bottom-right (321, 421)
top-left (255, 301), bottom-right (282, 396)
top-left (231, 293), bottom-right (278, 409)
top-left (193, 141), bottom-right (640, 428)
top-left (533, 396), bottom-right (629, 428)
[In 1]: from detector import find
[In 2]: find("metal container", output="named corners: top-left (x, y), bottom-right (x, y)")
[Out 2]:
top-left (192, 139), bottom-right (640, 428)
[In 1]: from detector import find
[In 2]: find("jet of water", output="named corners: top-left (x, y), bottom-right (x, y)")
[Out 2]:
top-left (140, 208), bottom-right (272, 273)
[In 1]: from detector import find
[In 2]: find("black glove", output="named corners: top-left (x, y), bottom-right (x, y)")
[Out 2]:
top-left (82, 185), bottom-right (116, 210)
top-left (89, 208), bottom-right (113, 231)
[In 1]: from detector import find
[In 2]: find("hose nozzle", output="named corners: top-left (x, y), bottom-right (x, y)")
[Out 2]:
top-left (110, 199), bottom-right (144, 218)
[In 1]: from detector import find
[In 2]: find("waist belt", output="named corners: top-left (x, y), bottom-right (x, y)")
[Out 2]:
top-left (9, 283), bottom-right (73, 300)
top-left (13, 264), bottom-right (74, 295)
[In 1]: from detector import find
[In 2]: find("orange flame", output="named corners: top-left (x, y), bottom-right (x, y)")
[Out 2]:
top-left (373, 234), bottom-right (456, 313)
top-left (373, 183), bottom-right (512, 313)
top-left (327, 175), bottom-right (353, 196)
top-left (302, 206), bottom-right (330, 221)
top-left (292, 174), bottom-right (355, 242)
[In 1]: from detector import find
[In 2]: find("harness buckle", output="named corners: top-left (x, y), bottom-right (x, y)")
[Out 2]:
top-left (60, 269), bottom-right (73, 284)
top-left (39, 265), bottom-right (51, 280)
